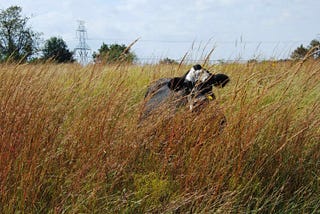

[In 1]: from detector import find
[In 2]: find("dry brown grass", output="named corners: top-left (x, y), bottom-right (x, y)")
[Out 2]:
top-left (0, 60), bottom-right (319, 213)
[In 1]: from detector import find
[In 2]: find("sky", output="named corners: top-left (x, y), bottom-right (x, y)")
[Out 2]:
top-left (1, 0), bottom-right (319, 63)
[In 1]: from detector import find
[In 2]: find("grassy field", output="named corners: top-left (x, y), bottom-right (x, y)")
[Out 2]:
top-left (0, 60), bottom-right (319, 213)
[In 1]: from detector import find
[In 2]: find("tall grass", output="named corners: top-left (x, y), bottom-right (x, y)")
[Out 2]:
top-left (0, 60), bottom-right (319, 213)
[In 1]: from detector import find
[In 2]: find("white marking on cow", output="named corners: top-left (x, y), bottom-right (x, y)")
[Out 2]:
top-left (185, 67), bottom-right (210, 83)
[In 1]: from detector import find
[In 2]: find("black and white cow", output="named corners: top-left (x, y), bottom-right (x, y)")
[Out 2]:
top-left (140, 64), bottom-right (229, 121)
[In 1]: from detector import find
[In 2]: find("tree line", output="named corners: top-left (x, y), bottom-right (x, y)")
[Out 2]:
top-left (0, 5), bottom-right (319, 64)
top-left (0, 6), bottom-right (136, 64)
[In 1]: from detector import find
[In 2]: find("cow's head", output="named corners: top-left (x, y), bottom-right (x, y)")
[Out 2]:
top-left (167, 64), bottom-right (229, 111)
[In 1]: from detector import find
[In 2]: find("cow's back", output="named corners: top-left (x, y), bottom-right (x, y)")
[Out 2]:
top-left (141, 78), bottom-right (188, 121)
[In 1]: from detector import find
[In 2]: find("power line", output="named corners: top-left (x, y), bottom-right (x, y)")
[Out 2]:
top-left (46, 35), bottom-right (309, 47)
top-left (85, 38), bottom-right (309, 44)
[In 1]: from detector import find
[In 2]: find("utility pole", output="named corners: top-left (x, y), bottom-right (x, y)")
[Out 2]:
top-left (74, 20), bottom-right (90, 65)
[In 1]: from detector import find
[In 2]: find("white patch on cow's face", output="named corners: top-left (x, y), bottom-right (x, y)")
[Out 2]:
top-left (185, 67), bottom-right (210, 83)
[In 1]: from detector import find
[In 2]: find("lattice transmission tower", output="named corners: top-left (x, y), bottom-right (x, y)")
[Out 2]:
top-left (74, 20), bottom-right (90, 65)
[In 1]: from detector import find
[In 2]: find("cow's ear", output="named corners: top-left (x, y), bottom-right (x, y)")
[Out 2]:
top-left (168, 77), bottom-right (185, 91)
top-left (209, 73), bottom-right (230, 88)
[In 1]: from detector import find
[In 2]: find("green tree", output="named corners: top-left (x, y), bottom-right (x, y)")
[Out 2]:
top-left (291, 39), bottom-right (320, 60)
top-left (159, 57), bottom-right (178, 65)
top-left (0, 6), bottom-right (41, 62)
top-left (309, 39), bottom-right (320, 58)
top-left (42, 37), bottom-right (74, 63)
top-left (93, 43), bottom-right (136, 64)
top-left (290, 44), bottom-right (308, 60)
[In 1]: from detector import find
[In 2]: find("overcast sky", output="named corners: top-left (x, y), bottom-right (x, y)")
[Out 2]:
top-left (1, 0), bottom-right (319, 63)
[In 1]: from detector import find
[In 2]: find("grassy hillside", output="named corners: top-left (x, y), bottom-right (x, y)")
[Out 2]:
top-left (0, 60), bottom-right (319, 213)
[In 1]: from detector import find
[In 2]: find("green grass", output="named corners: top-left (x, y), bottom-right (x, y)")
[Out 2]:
top-left (0, 60), bottom-right (319, 213)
